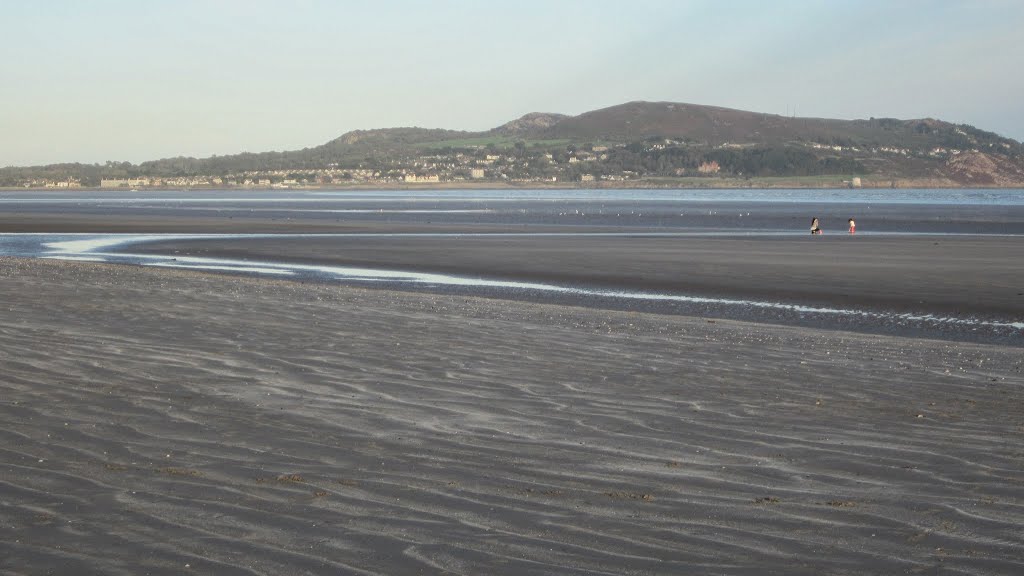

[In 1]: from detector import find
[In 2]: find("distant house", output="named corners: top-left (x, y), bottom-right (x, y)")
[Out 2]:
top-left (697, 161), bottom-right (721, 174)
top-left (44, 179), bottom-right (82, 188)
top-left (100, 178), bottom-right (149, 188)
top-left (404, 174), bottom-right (440, 183)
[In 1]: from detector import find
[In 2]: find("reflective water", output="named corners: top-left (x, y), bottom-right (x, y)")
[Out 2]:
top-left (4, 188), bottom-right (1023, 234)
top-left (3, 187), bottom-right (1023, 204)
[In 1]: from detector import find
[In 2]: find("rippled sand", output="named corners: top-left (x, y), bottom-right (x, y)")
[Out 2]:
top-left (1, 258), bottom-right (1022, 575)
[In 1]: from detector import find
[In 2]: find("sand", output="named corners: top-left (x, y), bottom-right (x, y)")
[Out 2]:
top-left (1, 256), bottom-right (1022, 575)
top-left (133, 234), bottom-right (1024, 320)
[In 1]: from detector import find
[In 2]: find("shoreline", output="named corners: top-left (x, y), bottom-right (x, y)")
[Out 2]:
top-left (2, 257), bottom-right (1023, 574)
top-left (1, 187), bottom-right (1022, 344)
top-left (123, 233), bottom-right (1024, 323)
top-left (5, 177), bottom-right (1024, 193)
top-left (3, 220), bottom-right (1022, 343)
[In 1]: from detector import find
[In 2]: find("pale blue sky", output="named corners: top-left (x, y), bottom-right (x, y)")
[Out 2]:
top-left (2, 0), bottom-right (1022, 166)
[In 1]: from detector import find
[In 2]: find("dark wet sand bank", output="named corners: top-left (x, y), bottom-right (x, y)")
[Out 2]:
top-left (1, 258), bottom-right (1023, 575)
top-left (133, 234), bottom-right (1024, 319)
top-left (3, 207), bottom-right (1023, 319)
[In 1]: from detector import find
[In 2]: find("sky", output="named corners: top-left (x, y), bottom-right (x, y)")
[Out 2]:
top-left (2, 0), bottom-right (1023, 166)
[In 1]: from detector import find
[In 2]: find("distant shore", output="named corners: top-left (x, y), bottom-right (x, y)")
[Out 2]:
top-left (4, 176), bottom-right (1024, 192)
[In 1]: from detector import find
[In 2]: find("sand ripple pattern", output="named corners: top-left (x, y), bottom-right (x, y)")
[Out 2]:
top-left (1, 258), bottom-right (1023, 575)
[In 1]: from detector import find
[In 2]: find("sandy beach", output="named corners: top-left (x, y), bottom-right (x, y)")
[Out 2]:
top-left (2, 256), bottom-right (1022, 575)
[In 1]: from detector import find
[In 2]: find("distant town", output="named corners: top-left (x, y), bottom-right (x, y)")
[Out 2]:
top-left (12, 140), bottom-right (979, 190)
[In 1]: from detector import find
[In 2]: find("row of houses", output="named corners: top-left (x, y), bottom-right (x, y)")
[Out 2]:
top-left (810, 142), bottom-right (972, 158)
top-left (23, 179), bottom-right (83, 188)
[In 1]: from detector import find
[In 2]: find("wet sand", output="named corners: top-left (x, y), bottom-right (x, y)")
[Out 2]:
top-left (7, 205), bottom-right (1020, 319)
top-left (133, 233), bottom-right (1024, 320)
top-left (2, 257), bottom-right (1023, 575)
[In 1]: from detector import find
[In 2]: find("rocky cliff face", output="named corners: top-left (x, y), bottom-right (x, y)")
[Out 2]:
top-left (491, 113), bottom-right (569, 137)
top-left (945, 152), bottom-right (1024, 186)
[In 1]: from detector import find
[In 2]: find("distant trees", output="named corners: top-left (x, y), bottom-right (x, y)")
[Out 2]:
top-left (598, 144), bottom-right (866, 178)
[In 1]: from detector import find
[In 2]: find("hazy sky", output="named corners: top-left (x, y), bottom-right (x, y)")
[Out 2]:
top-left (3, 0), bottom-right (1022, 166)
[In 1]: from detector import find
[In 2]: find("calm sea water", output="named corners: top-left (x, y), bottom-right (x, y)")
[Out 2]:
top-left (308, 188), bottom-right (1024, 204)
top-left (2, 187), bottom-right (1024, 204)
top-left (3, 187), bottom-right (1024, 234)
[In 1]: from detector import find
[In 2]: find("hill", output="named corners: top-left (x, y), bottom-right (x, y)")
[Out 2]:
top-left (509, 101), bottom-right (1019, 154)
top-left (3, 101), bottom-right (1023, 188)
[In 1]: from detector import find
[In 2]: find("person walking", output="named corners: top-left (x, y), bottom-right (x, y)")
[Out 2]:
top-left (810, 217), bottom-right (822, 235)
top-left (848, 218), bottom-right (856, 234)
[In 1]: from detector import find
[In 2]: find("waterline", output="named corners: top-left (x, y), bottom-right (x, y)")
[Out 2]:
top-left (15, 232), bottom-right (1021, 334)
